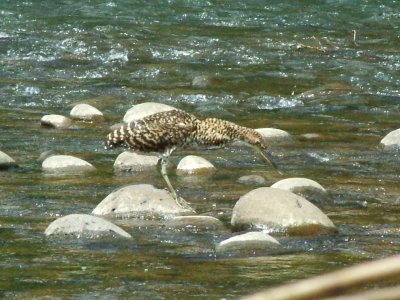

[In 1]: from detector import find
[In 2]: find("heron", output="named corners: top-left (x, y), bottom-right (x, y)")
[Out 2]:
top-left (105, 109), bottom-right (281, 209)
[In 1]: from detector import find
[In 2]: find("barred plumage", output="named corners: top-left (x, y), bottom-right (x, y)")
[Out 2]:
top-left (105, 109), bottom-right (280, 210)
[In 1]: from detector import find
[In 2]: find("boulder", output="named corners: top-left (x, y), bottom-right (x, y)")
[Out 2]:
top-left (165, 216), bottom-right (225, 231)
top-left (40, 114), bottom-right (72, 129)
top-left (0, 150), bottom-right (18, 169)
top-left (123, 102), bottom-right (176, 123)
top-left (231, 187), bottom-right (336, 236)
top-left (176, 155), bottom-right (216, 176)
top-left (44, 214), bottom-right (131, 238)
top-left (380, 129), bottom-right (400, 150)
top-left (113, 151), bottom-right (159, 172)
top-left (237, 175), bottom-right (266, 186)
top-left (92, 184), bottom-right (194, 217)
top-left (256, 128), bottom-right (294, 143)
top-left (42, 155), bottom-right (96, 173)
top-left (70, 103), bottom-right (104, 122)
top-left (271, 177), bottom-right (326, 194)
top-left (216, 231), bottom-right (280, 253)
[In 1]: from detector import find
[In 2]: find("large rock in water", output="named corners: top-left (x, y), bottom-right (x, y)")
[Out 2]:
top-left (176, 155), bottom-right (216, 176)
top-left (271, 177), bottom-right (327, 194)
top-left (216, 232), bottom-right (281, 254)
top-left (113, 151), bottom-right (159, 172)
top-left (380, 128), bottom-right (400, 150)
top-left (123, 102), bottom-right (176, 123)
top-left (70, 103), bottom-right (104, 122)
top-left (42, 155), bottom-right (96, 173)
top-left (44, 214), bottom-right (132, 238)
top-left (0, 150), bottom-right (18, 169)
top-left (231, 187), bottom-right (336, 236)
top-left (40, 114), bottom-right (72, 129)
top-left (256, 128), bottom-right (294, 144)
top-left (92, 184), bottom-right (194, 218)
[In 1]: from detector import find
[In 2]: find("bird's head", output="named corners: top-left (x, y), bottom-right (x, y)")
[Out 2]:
top-left (245, 130), bottom-right (283, 175)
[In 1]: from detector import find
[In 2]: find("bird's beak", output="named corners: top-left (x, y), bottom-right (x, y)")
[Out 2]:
top-left (252, 145), bottom-right (283, 175)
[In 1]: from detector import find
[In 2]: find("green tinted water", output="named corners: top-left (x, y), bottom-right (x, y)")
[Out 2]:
top-left (1, 0), bottom-right (400, 299)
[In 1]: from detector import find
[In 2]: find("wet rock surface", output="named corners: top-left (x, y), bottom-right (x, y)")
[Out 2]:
top-left (113, 151), bottom-right (159, 172)
top-left (123, 102), bottom-right (176, 123)
top-left (92, 184), bottom-right (194, 217)
top-left (0, 150), bottom-right (18, 169)
top-left (45, 214), bottom-right (132, 238)
top-left (271, 177), bottom-right (327, 194)
top-left (216, 231), bottom-right (281, 254)
top-left (237, 175), bottom-right (266, 186)
top-left (380, 128), bottom-right (400, 150)
top-left (42, 155), bottom-right (96, 173)
top-left (40, 114), bottom-right (72, 129)
top-left (256, 128), bottom-right (294, 143)
top-left (176, 155), bottom-right (216, 176)
top-left (231, 187), bottom-right (337, 236)
top-left (70, 103), bottom-right (104, 122)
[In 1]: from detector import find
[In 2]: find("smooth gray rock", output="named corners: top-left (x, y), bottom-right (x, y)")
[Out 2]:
top-left (45, 214), bottom-right (131, 238)
top-left (70, 103), bottom-right (104, 122)
top-left (216, 232), bottom-right (280, 253)
top-left (231, 187), bottom-right (336, 236)
top-left (0, 150), bottom-right (17, 169)
top-left (165, 216), bottom-right (225, 231)
top-left (256, 128), bottom-right (294, 143)
top-left (176, 155), bottom-right (216, 176)
top-left (380, 128), bottom-right (400, 150)
top-left (113, 151), bottom-right (159, 172)
top-left (42, 155), bottom-right (96, 173)
top-left (271, 177), bottom-right (327, 194)
top-left (40, 114), bottom-right (72, 129)
top-left (123, 102), bottom-right (176, 124)
top-left (237, 175), bottom-right (266, 186)
top-left (92, 184), bottom-right (194, 217)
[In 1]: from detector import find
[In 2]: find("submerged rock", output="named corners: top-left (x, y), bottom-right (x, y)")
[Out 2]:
top-left (42, 155), bottom-right (96, 173)
top-left (165, 216), bottom-right (225, 231)
top-left (70, 103), bottom-right (104, 122)
top-left (271, 177), bottom-right (327, 194)
top-left (256, 128), bottom-right (294, 143)
top-left (123, 102), bottom-right (176, 123)
top-left (40, 114), bottom-right (72, 129)
top-left (237, 175), bottom-right (266, 186)
top-left (216, 232), bottom-right (281, 254)
top-left (45, 214), bottom-right (131, 238)
top-left (380, 128), bottom-right (400, 150)
top-left (231, 187), bottom-right (336, 236)
top-left (176, 155), bottom-right (216, 176)
top-left (92, 184), bottom-right (194, 217)
top-left (0, 150), bottom-right (18, 169)
top-left (113, 151), bottom-right (159, 172)
top-left (192, 75), bottom-right (211, 88)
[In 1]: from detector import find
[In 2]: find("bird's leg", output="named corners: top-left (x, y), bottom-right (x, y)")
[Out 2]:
top-left (160, 149), bottom-right (193, 211)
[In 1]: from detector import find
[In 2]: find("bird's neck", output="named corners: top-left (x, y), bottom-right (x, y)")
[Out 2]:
top-left (194, 118), bottom-right (258, 147)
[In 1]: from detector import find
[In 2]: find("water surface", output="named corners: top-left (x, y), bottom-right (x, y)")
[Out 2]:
top-left (1, 0), bottom-right (400, 299)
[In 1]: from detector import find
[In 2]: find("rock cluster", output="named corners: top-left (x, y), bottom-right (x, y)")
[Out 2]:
top-left (41, 102), bottom-right (336, 257)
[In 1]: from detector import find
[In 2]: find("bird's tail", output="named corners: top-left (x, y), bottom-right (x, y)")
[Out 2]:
top-left (105, 126), bottom-right (126, 150)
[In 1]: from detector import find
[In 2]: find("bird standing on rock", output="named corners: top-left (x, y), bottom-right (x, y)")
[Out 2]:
top-left (105, 109), bottom-right (281, 209)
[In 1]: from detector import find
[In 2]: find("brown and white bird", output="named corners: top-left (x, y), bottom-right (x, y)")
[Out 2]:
top-left (105, 109), bottom-right (281, 209)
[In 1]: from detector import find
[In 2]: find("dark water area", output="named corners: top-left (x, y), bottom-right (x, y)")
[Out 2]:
top-left (1, 0), bottom-right (400, 299)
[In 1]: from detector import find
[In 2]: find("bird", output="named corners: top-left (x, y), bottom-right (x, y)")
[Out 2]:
top-left (105, 109), bottom-right (281, 210)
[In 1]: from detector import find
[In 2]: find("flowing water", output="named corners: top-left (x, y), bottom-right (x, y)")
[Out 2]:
top-left (1, 0), bottom-right (400, 299)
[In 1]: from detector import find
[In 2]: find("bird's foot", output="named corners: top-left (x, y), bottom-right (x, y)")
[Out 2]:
top-left (175, 196), bottom-right (196, 213)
